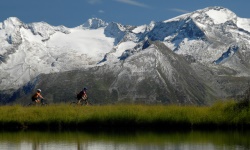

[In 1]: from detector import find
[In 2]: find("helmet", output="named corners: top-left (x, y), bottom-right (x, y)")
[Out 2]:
top-left (37, 89), bottom-right (41, 92)
top-left (83, 87), bottom-right (87, 91)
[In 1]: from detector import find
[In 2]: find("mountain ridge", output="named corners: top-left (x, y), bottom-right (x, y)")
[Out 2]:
top-left (1, 6), bottom-right (250, 105)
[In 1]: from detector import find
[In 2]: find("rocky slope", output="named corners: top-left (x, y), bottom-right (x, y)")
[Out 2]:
top-left (1, 7), bottom-right (250, 105)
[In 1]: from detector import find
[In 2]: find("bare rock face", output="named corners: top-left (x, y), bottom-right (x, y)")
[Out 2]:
top-left (1, 7), bottom-right (250, 105)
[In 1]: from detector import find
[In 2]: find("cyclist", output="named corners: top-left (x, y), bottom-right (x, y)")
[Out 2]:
top-left (31, 89), bottom-right (44, 103)
top-left (77, 87), bottom-right (89, 105)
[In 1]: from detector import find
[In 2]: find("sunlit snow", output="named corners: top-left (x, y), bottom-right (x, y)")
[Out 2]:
top-left (237, 18), bottom-right (250, 32)
top-left (1, 6), bottom-right (250, 91)
top-left (205, 9), bottom-right (236, 24)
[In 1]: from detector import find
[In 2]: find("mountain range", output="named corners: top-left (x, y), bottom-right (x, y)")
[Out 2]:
top-left (1, 6), bottom-right (250, 105)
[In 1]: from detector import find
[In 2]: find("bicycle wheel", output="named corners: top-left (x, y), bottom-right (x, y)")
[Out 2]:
top-left (85, 100), bottom-right (91, 105)
top-left (40, 99), bottom-right (48, 106)
top-left (70, 101), bottom-right (80, 106)
top-left (41, 102), bottom-right (48, 106)
top-left (26, 102), bottom-right (35, 106)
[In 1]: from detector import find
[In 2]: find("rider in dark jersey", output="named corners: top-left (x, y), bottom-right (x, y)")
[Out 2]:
top-left (77, 87), bottom-right (89, 105)
top-left (31, 89), bottom-right (44, 103)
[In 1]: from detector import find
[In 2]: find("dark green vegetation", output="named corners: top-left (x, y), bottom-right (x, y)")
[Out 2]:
top-left (0, 100), bottom-right (249, 131)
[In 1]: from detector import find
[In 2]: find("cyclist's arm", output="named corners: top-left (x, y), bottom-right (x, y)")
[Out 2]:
top-left (38, 93), bottom-right (44, 99)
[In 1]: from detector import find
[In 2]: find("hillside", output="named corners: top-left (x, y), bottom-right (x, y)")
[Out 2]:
top-left (1, 7), bottom-right (250, 105)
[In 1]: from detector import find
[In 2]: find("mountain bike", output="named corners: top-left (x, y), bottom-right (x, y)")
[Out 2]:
top-left (27, 99), bottom-right (48, 106)
top-left (70, 97), bottom-right (91, 106)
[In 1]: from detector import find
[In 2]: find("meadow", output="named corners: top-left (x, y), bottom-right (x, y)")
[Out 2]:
top-left (0, 100), bottom-right (249, 131)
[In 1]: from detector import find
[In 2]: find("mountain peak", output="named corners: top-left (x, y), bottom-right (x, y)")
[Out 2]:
top-left (1, 7), bottom-right (250, 105)
top-left (164, 6), bottom-right (237, 25)
top-left (2, 17), bottom-right (23, 28)
top-left (81, 18), bottom-right (108, 29)
top-left (193, 6), bottom-right (237, 24)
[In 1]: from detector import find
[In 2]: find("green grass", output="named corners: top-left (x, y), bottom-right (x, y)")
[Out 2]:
top-left (0, 100), bottom-right (249, 130)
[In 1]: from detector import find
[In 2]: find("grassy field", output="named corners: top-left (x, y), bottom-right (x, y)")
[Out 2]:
top-left (0, 100), bottom-right (249, 131)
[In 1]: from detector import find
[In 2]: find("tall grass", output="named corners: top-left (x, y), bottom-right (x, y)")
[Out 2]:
top-left (0, 100), bottom-right (249, 130)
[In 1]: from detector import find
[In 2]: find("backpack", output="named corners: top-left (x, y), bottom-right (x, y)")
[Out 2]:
top-left (77, 91), bottom-right (83, 100)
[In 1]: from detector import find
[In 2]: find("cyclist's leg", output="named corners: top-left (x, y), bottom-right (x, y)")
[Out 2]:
top-left (35, 99), bottom-right (40, 104)
top-left (77, 99), bottom-right (82, 105)
top-left (83, 98), bottom-right (89, 105)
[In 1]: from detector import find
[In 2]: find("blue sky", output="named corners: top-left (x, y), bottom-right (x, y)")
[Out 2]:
top-left (1, 0), bottom-right (249, 27)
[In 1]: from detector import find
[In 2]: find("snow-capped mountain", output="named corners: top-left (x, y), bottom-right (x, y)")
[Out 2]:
top-left (148, 7), bottom-right (250, 65)
top-left (1, 6), bottom-right (250, 105)
top-left (0, 17), bottom-right (114, 90)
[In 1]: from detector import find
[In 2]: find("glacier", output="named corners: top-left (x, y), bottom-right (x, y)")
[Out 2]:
top-left (1, 6), bottom-right (250, 105)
